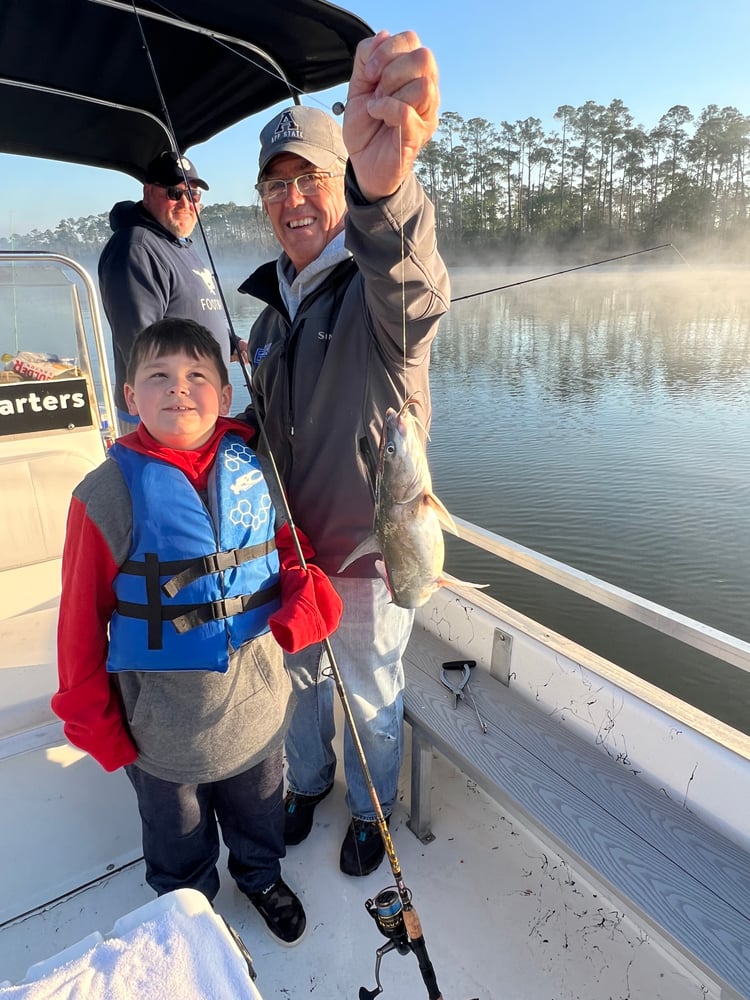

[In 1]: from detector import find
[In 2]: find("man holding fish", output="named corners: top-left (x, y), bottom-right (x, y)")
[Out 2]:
top-left (239, 29), bottom-right (449, 877)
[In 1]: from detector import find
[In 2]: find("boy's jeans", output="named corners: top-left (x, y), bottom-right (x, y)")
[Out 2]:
top-left (125, 748), bottom-right (285, 900)
top-left (284, 576), bottom-right (414, 820)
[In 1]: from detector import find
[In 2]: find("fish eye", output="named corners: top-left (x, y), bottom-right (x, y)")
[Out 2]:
top-left (386, 442), bottom-right (396, 455)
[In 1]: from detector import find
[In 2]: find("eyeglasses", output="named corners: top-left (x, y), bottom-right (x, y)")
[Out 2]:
top-left (158, 185), bottom-right (202, 203)
top-left (255, 171), bottom-right (344, 204)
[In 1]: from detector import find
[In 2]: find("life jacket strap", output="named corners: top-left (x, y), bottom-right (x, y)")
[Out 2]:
top-left (116, 582), bottom-right (281, 648)
top-left (161, 540), bottom-right (276, 597)
top-left (170, 584), bottom-right (281, 633)
top-left (120, 540), bottom-right (277, 598)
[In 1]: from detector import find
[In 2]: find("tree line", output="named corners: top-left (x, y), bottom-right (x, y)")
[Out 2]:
top-left (3, 98), bottom-right (749, 262)
top-left (416, 101), bottom-right (750, 258)
top-left (0, 203), bottom-right (272, 262)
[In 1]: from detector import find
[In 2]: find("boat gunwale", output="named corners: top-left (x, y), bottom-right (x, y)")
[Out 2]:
top-left (453, 514), bottom-right (750, 675)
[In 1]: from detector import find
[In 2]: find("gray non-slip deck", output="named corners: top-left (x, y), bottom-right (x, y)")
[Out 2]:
top-left (403, 630), bottom-right (750, 1000)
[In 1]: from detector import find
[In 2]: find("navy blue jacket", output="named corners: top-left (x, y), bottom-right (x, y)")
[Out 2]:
top-left (98, 200), bottom-right (230, 412)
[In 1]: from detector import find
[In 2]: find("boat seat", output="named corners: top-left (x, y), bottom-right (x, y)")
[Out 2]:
top-left (0, 451), bottom-right (93, 575)
top-left (0, 449), bottom-right (98, 741)
top-left (0, 604), bottom-right (59, 741)
top-left (403, 628), bottom-right (750, 1000)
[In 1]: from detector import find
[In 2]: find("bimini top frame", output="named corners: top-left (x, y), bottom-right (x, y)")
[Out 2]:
top-left (0, 0), bottom-right (372, 179)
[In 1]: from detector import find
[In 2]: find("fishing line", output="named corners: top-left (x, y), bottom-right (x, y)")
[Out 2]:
top-left (129, 3), bottom-right (319, 576)
top-left (399, 124), bottom-right (407, 377)
top-left (130, 9), bottom-right (445, 998)
top-left (669, 243), bottom-right (693, 269)
top-left (450, 242), bottom-right (682, 302)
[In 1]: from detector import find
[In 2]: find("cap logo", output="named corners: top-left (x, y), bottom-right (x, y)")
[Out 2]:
top-left (271, 109), bottom-right (304, 146)
top-left (177, 156), bottom-right (193, 171)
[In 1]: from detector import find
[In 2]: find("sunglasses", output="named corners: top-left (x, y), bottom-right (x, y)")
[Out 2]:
top-left (158, 185), bottom-right (202, 203)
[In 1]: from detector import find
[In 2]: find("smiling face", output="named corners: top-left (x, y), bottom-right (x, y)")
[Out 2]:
top-left (142, 182), bottom-right (201, 239)
top-left (123, 349), bottom-right (232, 449)
top-left (262, 153), bottom-right (347, 273)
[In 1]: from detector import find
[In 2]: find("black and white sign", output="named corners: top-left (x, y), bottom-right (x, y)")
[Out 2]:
top-left (0, 377), bottom-right (94, 435)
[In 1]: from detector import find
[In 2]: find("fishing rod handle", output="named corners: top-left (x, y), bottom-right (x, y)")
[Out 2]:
top-left (403, 907), bottom-right (443, 1000)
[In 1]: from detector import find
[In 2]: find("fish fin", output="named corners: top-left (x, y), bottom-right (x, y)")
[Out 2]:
top-left (425, 492), bottom-right (459, 535)
top-left (438, 573), bottom-right (489, 594)
top-left (338, 534), bottom-right (381, 573)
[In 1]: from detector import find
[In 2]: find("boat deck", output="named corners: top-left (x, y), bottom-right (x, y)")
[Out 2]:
top-left (0, 719), bottom-right (716, 1000)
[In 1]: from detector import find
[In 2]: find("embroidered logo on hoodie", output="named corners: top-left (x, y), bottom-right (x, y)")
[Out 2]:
top-left (192, 267), bottom-right (223, 312)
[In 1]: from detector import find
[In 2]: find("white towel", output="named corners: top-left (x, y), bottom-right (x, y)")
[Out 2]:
top-left (0, 905), bottom-right (260, 1000)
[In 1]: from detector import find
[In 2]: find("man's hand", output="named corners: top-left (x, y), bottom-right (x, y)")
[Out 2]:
top-left (343, 30), bottom-right (439, 203)
top-left (232, 338), bottom-right (249, 365)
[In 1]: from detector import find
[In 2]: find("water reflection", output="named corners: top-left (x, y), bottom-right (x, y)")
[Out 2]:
top-left (439, 270), bottom-right (750, 397)
top-left (430, 269), bottom-right (750, 733)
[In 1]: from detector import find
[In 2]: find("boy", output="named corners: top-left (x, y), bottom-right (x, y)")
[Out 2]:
top-left (52, 318), bottom-right (342, 947)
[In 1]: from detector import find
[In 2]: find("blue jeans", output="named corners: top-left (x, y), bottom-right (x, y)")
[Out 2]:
top-left (125, 749), bottom-right (285, 900)
top-left (284, 576), bottom-right (414, 820)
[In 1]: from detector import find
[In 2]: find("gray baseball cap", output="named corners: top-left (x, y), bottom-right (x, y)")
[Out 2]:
top-left (258, 106), bottom-right (347, 181)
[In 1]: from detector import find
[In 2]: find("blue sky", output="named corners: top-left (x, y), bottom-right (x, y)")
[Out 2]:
top-left (2, 0), bottom-right (750, 238)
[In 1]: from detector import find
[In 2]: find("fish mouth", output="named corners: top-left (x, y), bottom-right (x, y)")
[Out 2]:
top-left (388, 393), bottom-right (429, 439)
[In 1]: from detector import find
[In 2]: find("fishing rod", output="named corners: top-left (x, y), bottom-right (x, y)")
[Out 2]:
top-left (131, 6), bottom-right (447, 998)
top-left (450, 242), bottom-right (685, 302)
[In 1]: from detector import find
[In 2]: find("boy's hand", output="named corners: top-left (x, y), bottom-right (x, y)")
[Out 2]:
top-left (269, 563), bottom-right (343, 653)
top-left (269, 523), bottom-right (343, 652)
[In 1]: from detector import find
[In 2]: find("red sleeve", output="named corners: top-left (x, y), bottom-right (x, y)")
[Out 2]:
top-left (51, 496), bottom-right (138, 771)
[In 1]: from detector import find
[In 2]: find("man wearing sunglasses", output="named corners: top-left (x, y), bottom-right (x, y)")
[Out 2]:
top-left (239, 30), bottom-right (450, 879)
top-left (99, 151), bottom-right (231, 431)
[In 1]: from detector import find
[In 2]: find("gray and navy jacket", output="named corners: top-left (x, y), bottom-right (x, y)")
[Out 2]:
top-left (98, 200), bottom-right (231, 414)
top-left (239, 167), bottom-right (451, 577)
top-left (52, 429), bottom-right (293, 783)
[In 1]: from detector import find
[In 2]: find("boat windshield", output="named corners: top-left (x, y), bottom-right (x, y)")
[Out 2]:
top-left (0, 253), bottom-right (115, 440)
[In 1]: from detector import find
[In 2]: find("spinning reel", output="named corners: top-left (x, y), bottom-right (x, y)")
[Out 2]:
top-left (360, 885), bottom-right (480, 1000)
top-left (359, 887), bottom-right (414, 999)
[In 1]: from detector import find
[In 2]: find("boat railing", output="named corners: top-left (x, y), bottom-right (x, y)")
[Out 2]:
top-left (453, 515), bottom-right (750, 676)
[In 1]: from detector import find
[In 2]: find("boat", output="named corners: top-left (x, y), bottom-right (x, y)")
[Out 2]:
top-left (1, 3), bottom-right (749, 999)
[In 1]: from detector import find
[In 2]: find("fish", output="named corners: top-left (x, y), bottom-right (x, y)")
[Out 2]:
top-left (339, 394), bottom-right (485, 609)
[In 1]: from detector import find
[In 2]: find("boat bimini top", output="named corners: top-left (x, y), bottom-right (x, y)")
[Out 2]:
top-left (0, 0), bottom-right (373, 180)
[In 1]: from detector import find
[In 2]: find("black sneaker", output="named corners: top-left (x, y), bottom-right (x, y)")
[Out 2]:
top-left (247, 878), bottom-right (306, 946)
top-left (339, 816), bottom-right (390, 877)
top-left (284, 785), bottom-right (333, 845)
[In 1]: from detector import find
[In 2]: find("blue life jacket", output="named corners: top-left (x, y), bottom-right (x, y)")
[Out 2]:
top-left (107, 434), bottom-right (281, 673)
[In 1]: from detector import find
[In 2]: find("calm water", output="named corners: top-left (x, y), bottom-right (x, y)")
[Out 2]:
top-left (223, 265), bottom-right (750, 734)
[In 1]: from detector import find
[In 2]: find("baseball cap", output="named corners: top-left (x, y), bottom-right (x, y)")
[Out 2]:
top-left (258, 106), bottom-right (347, 181)
top-left (145, 151), bottom-right (209, 190)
